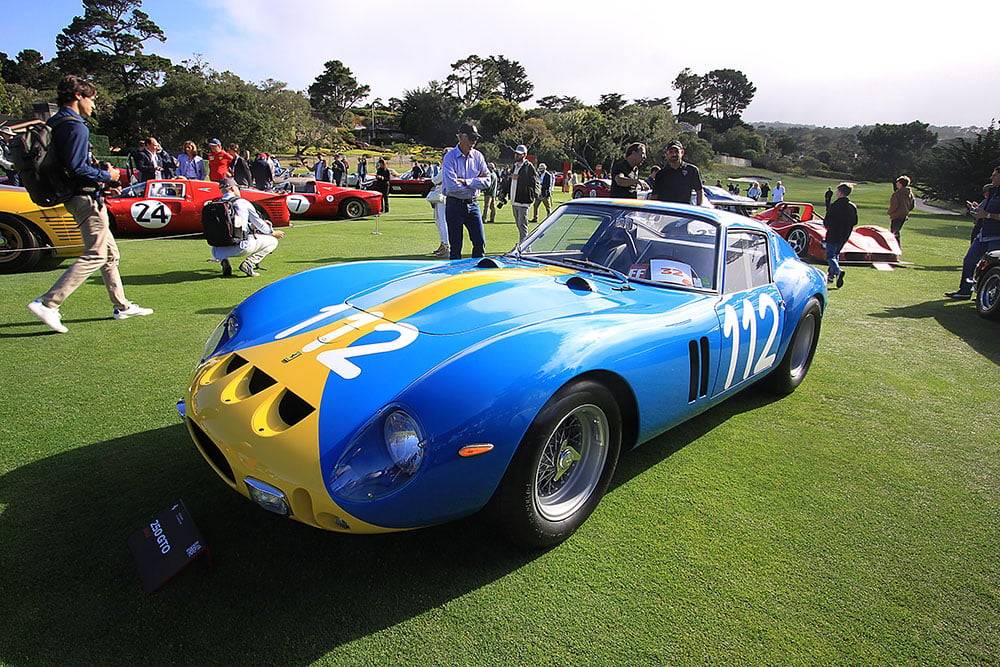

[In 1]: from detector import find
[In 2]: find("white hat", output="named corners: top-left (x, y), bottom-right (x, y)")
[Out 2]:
top-left (514, 144), bottom-right (527, 154)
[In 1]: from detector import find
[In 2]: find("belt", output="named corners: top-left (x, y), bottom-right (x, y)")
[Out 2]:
top-left (446, 195), bottom-right (476, 203)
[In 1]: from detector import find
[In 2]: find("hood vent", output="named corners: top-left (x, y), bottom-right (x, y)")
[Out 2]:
top-left (476, 257), bottom-right (504, 269)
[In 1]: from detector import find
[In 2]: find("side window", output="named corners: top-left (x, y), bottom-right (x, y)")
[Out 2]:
top-left (149, 182), bottom-right (184, 199)
top-left (723, 230), bottom-right (771, 293)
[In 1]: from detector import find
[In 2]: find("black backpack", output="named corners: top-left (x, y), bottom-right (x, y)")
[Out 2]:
top-left (201, 197), bottom-right (249, 247)
top-left (8, 116), bottom-right (78, 207)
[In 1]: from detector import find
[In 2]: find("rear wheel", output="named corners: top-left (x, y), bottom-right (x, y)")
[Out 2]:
top-left (0, 215), bottom-right (41, 273)
top-left (492, 380), bottom-right (621, 549)
top-left (766, 297), bottom-right (822, 394)
top-left (572, 190), bottom-right (583, 199)
top-left (341, 197), bottom-right (367, 219)
top-left (975, 266), bottom-right (1000, 320)
top-left (786, 227), bottom-right (811, 259)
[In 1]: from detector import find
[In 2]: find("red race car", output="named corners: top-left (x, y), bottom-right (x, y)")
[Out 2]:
top-left (384, 169), bottom-right (434, 196)
top-left (753, 202), bottom-right (902, 264)
top-left (284, 181), bottom-right (383, 219)
top-left (106, 179), bottom-right (290, 235)
top-left (572, 178), bottom-right (612, 199)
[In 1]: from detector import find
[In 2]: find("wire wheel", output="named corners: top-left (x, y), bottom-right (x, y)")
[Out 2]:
top-left (533, 404), bottom-right (609, 522)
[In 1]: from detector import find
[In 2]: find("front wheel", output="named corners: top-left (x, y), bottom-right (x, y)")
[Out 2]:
top-left (766, 297), bottom-right (822, 394)
top-left (0, 215), bottom-right (41, 273)
top-left (341, 197), bottom-right (367, 219)
top-left (572, 190), bottom-right (583, 199)
top-left (491, 380), bottom-right (621, 549)
top-left (975, 266), bottom-right (1000, 320)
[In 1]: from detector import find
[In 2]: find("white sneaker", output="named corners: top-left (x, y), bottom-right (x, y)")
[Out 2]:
top-left (113, 303), bottom-right (154, 320)
top-left (28, 299), bottom-right (68, 333)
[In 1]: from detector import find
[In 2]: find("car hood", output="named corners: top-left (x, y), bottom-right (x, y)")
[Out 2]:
top-left (344, 261), bottom-right (654, 335)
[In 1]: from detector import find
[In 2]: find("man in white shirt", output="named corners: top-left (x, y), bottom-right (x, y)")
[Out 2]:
top-left (212, 177), bottom-right (285, 277)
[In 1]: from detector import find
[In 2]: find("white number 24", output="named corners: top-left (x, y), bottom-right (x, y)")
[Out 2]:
top-left (721, 293), bottom-right (780, 391)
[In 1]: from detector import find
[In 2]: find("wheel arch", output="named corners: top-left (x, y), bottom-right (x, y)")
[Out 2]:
top-left (565, 369), bottom-right (639, 451)
top-left (0, 211), bottom-right (49, 272)
top-left (0, 211), bottom-right (51, 246)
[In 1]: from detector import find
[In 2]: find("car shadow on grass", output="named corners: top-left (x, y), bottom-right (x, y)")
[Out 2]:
top-left (0, 425), bottom-right (538, 665)
top-left (609, 388), bottom-right (782, 493)
top-left (869, 298), bottom-right (1000, 365)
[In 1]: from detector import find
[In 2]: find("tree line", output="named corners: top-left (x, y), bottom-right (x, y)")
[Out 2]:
top-left (1, 0), bottom-right (996, 203)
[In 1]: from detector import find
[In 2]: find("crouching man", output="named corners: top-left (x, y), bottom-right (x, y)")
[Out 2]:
top-left (212, 177), bottom-right (285, 277)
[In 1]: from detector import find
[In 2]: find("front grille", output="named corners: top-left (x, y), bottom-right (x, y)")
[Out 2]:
top-left (188, 418), bottom-right (236, 484)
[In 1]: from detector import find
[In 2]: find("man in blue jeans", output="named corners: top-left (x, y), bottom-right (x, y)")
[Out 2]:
top-left (945, 167), bottom-right (1000, 299)
top-left (442, 123), bottom-right (491, 259)
top-left (823, 183), bottom-right (857, 288)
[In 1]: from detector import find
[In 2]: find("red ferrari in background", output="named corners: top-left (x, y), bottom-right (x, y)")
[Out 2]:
top-left (385, 169), bottom-right (434, 196)
top-left (284, 181), bottom-right (383, 219)
top-left (753, 202), bottom-right (902, 264)
top-left (106, 180), bottom-right (290, 235)
top-left (572, 178), bottom-right (612, 199)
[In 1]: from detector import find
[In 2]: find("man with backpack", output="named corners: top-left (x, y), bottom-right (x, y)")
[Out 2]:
top-left (207, 177), bottom-right (284, 277)
top-left (26, 75), bottom-right (153, 334)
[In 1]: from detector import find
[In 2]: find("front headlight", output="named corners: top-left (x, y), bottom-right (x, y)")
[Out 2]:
top-left (384, 410), bottom-right (425, 474)
top-left (329, 406), bottom-right (427, 502)
top-left (200, 312), bottom-right (240, 361)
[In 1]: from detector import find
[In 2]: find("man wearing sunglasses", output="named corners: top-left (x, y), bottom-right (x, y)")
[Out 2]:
top-left (442, 123), bottom-right (491, 259)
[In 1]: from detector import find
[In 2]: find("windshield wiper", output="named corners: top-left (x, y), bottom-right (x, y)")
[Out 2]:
top-left (561, 257), bottom-right (632, 287)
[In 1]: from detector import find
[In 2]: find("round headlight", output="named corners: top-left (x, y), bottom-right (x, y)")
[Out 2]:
top-left (384, 410), bottom-right (425, 474)
top-left (201, 313), bottom-right (239, 361)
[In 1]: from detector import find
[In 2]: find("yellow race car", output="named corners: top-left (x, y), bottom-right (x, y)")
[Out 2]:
top-left (0, 185), bottom-right (82, 273)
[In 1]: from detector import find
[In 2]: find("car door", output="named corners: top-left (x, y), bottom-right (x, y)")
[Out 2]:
top-left (712, 229), bottom-right (785, 396)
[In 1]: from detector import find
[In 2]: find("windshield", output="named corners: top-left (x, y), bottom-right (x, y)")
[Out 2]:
top-left (117, 183), bottom-right (146, 199)
top-left (518, 203), bottom-right (719, 290)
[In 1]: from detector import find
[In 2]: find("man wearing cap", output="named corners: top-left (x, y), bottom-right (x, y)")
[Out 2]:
top-left (211, 177), bottom-right (285, 277)
top-left (206, 139), bottom-right (234, 182)
top-left (442, 123), bottom-right (491, 259)
top-left (500, 145), bottom-right (540, 242)
top-left (651, 139), bottom-right (704, 206)
top-left (0, 125), bottom-right (19, 186)
top-left (609, 142), bottom-right (649, 199)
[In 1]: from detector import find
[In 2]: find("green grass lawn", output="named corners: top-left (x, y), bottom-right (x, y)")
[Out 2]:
top-left (1, 176), bottom-right (997, 666)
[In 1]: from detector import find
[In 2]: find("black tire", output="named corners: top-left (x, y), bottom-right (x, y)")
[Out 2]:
top-left (766, 297), bottom-right (822, 394)
top-left (341, 197), bottom-right (367, 219)
top-left (975, 266), bottom-right (1000, 320)
top-left (572, 190), bottom-right (584, 199)
top-left (492, 380), bottom-right (621, 549)
top-left (786, 227), bottom-right (811, 259)
top-left (0, 215), bottom-right (41, 273)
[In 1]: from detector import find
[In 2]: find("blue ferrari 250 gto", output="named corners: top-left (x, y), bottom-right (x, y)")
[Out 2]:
top-left (179, 198), bottom-right (828, 548)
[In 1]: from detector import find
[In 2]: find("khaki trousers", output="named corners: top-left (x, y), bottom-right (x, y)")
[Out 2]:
top-left (42, 195), bottom-right (129, 310)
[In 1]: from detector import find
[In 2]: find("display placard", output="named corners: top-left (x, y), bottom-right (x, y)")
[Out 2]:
top-left (128, 499), bottom-right (210, 593)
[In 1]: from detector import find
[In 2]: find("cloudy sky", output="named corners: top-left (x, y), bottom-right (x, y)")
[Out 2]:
top-left (2, 0), bottom-right (995, 128)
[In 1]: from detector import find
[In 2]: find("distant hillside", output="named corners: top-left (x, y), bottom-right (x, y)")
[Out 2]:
top-left (751, 121), bottom-right (985, 142)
